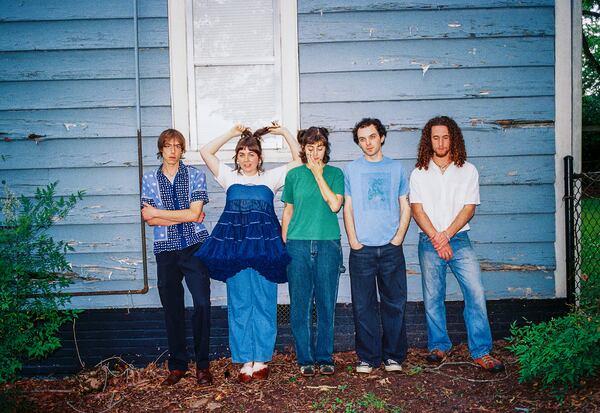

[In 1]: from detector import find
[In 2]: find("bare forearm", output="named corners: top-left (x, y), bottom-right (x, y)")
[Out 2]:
top-left (391, 197), bottom-right (411, 244)
top-left (343, 198), bottom-right (362, 248)
top-left (411, 203), bottom-right (438, 239)
top-left (281, 128), bottom-right (301, 162)
top-left (281, 203), bottom-right (294, 242)
top-left (146, 217), bottom-right (180, 226)
top-left (445, 204), bottom-right (476, 238)
top-left (314, 174), bottom-right (343, 212)
top-left (200, 127), bottom-right (239, 175)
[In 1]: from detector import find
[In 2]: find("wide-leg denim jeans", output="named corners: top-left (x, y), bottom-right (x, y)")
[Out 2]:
top-left (418, 231), bottom-right (493, 359)
top-left (349, 243), bottom-right (408, 367)
top-left (287, 239), bottom-right (342, 366)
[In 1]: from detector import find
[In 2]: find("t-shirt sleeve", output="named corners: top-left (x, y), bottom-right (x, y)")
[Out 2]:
top-left (409, 169), bottom-right (423, 204)
top-left (215, 161), bottom-right (234, 190)
top-left (464, 165), bottom-right (480, 205)
top-left (398, 164), bottom-right (409, 197)
top-left (190, 169), bottom-right (209, 204)
top-left (281, 170), bottom-right (294, 204)
top-left (330, 167), bottom-right (344, 195)
top-left (141, 174), bottom-right (158, 209)
top-left (343, 167), bottom-right (352, 196)
top-left (266, 164), bottom-right (289, 193)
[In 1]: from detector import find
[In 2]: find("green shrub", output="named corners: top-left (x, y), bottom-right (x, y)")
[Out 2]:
top-left (0, 182), bottom-right (84, 383)
top-left (508, 311), bottom-right (600, 398)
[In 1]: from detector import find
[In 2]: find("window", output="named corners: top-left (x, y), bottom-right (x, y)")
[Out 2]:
top-left (168, 0), bottom-right (299, 159)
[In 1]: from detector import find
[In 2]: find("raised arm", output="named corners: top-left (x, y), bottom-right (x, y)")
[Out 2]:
top-left (307, 158), bottom-right (343, 212)
top-left (200, 124), bottom-right (246, 176)
top-left (269, 125), bottom-right (302, 169)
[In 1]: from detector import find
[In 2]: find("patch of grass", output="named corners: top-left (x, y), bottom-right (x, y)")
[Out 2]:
top-left (580, 198), bottom-right (600, 312)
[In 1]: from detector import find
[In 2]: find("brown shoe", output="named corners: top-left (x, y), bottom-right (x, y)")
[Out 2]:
top-left (425, 349), bottom-right (447, 363)
top-left (238, 372), bottom-right (253, 383)
top-left (252, 366), bottom-right (270, 380)
top-left (196, 367), bottom-right (213, 386)
top-left (161, 369), bottom-right (186, 386)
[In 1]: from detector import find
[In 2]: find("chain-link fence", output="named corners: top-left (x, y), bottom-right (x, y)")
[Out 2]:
top-left (565, 156), bottom-right (600, 309)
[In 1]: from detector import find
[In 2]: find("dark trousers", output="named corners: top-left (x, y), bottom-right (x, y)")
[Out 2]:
top-left (349, 243), bottom-right (408, 367)
top-left (156, 243), bottom-right (211, 371)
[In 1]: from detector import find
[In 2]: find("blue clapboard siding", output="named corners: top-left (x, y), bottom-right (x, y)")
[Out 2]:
top-left (298, 0), bottom-right (556, 302)
top-left (0, 0), bottom-right (559, 309)
top-left (0, 0), bottom-right (170, 307)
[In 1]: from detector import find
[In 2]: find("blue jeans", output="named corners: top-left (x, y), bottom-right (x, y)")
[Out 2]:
top-left (226, 268), bottom-right (278, 363)
top-left (418, 231), bottom-right (492, 359)
top-left (287, 239), bottom-right (342, 366)
top-left (349, 243), bottom-right (408, 367)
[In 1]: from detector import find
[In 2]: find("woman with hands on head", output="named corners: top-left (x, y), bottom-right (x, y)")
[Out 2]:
top-left (281, 127), bottom-right (344, 377)
top-left (195, 122), bottom-right (301, 383)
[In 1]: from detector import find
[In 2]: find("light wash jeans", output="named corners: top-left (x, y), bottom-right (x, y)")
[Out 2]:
top-left (286, 239), bottom-right (342, 366)
top-left (226, 268), bottom-right (277, 363)
top-left (418, 231), bottom-right (492, 359)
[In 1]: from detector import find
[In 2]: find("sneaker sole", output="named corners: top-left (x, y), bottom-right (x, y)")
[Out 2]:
top-left (355, 368), bottom-right (373, 374)
top-left (383, 365), bottom-right (403, 372)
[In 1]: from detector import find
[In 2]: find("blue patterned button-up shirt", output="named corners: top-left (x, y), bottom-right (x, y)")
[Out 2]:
top-left (141, 162), bottom-right (209, 254)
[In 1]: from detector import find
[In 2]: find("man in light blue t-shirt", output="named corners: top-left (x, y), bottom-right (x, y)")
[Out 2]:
top-left (343, 118), bottom-right (411, 374)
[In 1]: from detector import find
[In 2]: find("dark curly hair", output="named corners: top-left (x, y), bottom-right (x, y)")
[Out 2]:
top-left (297, 127), bottom-right (331, 164)
top-left (352, 118), bottom-right (386, 145)
top-left (415, 116), bottom-right (466, 170)
top-left (233, 126), bottom-right (271, 174)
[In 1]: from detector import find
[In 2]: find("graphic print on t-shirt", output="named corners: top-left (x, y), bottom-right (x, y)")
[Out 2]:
top-left (361, 172), bottom-right (390, 210)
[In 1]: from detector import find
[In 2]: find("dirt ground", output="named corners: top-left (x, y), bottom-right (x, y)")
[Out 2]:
top-left (2, 340), bottom-right (599, 413)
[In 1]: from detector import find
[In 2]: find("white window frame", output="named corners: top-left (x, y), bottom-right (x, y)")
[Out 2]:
top-left (167, 0), bottom-right (299, 163)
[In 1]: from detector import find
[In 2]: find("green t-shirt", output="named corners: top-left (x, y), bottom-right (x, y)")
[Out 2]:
top-left (281, 164), bottom-right (344, 240)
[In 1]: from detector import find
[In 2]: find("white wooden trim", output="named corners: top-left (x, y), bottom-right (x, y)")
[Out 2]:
top-left (167, 0), bottom-right (190, 140)
top-left (280, 0), bottom-right (300, 138)
top-left (554, 1), bottom-right (581, 298)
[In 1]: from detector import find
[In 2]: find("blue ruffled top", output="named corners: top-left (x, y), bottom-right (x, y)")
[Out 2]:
top-left (195, 184), bottom-right (289, 283)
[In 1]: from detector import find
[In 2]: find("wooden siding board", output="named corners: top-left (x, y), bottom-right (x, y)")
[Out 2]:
top-left (0, 19), bottom-right (168, 52)
top-left (0, 156), bottom-right (554, 200)
top-left (0, 0), bottom-right (167, 22)
top-left (0, 106), bottom-right (171, 139)
top-left (0, 79), bottom-right (170, 110)
top-left (299, 37), bottom-right (554, 73)
top-left (298, 8), bottom-right (554, 43)
top-left (300, 96), bottom-right (555, 130)
top-left (41, 212), bottom-right (554, 258)
top-left (329, 128), bottom-right (555, 160)
top-left (300, 67), bottom-right (554, 102)
top-left (0, 49), bottom-right (169, 81)
top-left (298, 0), bottom-right (554, 13)
top-left (0, 127), bottom-right (555, 169)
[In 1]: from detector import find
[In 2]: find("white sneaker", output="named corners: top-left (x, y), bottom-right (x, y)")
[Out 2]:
top-left (383, 359), bottom-right (402, 372)
top-left (356, 361), bottom-right (373, 374)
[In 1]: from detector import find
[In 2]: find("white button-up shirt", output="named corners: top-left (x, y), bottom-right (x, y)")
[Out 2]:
top-left (409, 160), bottom-right (480, 233)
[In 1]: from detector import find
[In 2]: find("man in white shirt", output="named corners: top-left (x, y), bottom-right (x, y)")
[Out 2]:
top-left (409, 116), bottom-right (504, 373)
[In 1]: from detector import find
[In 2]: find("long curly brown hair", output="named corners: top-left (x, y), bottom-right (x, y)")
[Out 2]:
top-left (233, 126), bottom-right (271, 174)
top-left (415, 116), bottom-right (467, 170)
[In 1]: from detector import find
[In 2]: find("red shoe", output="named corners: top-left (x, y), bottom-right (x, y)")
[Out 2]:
top-left (252, 366), bottom-right (270, 380)
top-left (474, 354), bottom-right (505, 373)
top-left (196, 367), bottom-right (213, 386)
top-left (238, 371), bottom-right (253, 383)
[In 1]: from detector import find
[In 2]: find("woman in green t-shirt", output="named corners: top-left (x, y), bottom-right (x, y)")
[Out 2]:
top-left (281, 127), bottom-right (344, 377)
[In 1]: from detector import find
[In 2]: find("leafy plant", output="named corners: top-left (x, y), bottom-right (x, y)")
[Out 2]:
top-left (0, 182), bottom-right (84, 383)
top-left (508, 312), bottom-right (600, 399)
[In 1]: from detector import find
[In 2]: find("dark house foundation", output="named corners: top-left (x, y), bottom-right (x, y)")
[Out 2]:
top-left (23, 299), bottom-right (568, 377)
